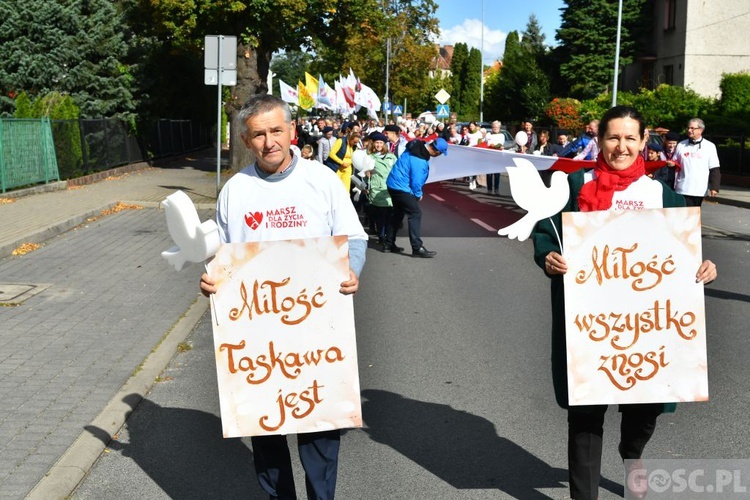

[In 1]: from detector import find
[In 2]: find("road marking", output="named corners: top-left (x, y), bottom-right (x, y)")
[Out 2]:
top-left (471, 218), bottom-right (497, 232)
top-left (429, 193), bottom-right (445, 202)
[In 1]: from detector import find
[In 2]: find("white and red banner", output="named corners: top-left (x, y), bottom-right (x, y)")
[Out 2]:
top-left (206, 236), bottom-right (362, 438)
top-left (562, 207), bottom-right (708, 406)
top-left (427, 144), bottom-right (594, 184)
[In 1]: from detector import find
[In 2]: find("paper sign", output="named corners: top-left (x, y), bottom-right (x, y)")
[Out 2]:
top-left (562, 207), bottom-right (708, 406)
top-left (206, 236), bottom-right (362, 437)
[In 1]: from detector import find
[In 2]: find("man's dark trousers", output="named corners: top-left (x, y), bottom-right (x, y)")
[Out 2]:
top-left (251, 430), bottom-right (340, 499)
top-left (385, 187), bottom-right (423, 250)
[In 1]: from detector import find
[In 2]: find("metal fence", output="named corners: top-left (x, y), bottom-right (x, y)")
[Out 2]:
top-left (0, 118), bottom-right (59, 193)
top-left (709, 135), bottom-right (748, 176)
top-left (50, 118), bottom-right (211, 180)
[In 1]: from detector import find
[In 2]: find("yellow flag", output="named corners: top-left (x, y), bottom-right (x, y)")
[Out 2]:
top-left (298, 81), bottom-right (315, 110)
top-left (305, 72), bottom-right (319, 97)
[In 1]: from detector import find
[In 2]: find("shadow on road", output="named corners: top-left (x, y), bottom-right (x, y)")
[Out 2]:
top-left (705, 287), bottom-right (750, 303)
top-left (85, 393), bottom-right (265, 499)
top-left (361, 389), bottom-right (623, 498)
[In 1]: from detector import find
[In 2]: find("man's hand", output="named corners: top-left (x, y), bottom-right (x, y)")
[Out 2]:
top-left (200, 273), bottom-right (217, 297)
top-left (708, 189), bottom-right (718, 197)
top-left (339, 269), bottom-right (359, 295)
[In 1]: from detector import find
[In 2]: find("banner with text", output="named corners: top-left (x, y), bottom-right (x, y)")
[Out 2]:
top-left (562, 207), bottom-right (708, 406)
top-left (207, 236), bottom-right (362, 437)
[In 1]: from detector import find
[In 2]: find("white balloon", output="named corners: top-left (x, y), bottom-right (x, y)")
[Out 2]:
top-left (352, 149), bottom-right (375, 173)
top-left (514, 131), bottom-right (528, 147)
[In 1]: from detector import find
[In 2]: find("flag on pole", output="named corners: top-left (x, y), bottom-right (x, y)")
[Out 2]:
top-left (356, 82), bottom-right (381, 112)
top-left (298, 81), bottom-right (315, 110)
top-left (325, 83), bottom-right (336, 109)
top-left (278, 79), bottom-right (298, 104)
top-left (339, 76), bottom-right (356, 108)
top-left (347, 68), bottom-right (358, 91)
top-left (305, 72), bottom-right (319, 99)
top-left (317, 75), bottom-right (333, 108)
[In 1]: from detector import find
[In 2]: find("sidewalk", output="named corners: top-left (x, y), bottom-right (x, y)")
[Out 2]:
top-left (0, 150), bottom-right (222, 499)
top-left (1, 155), bottom-right (748, 500)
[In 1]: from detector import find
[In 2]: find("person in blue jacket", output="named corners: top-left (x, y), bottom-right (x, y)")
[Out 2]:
top-left (382, 137), bottom-right (448, 257)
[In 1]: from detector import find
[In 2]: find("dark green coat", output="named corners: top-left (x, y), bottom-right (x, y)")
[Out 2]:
top-left (531, 169), bottom-right (685, 412)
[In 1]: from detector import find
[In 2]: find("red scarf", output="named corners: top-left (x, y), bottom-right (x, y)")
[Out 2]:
top-left (577, 152), bottom-right (646, 212)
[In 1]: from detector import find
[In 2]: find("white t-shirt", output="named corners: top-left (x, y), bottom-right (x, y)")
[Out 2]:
top-left (217, 158), bottom-right (367, 244)
top-left (673, 139), bottom-right (720, 197)
top-left (583, 172), bottom-right (664, 210)
top-left (486, 132), bottom-right (505, 147)
top-left (466, 131), bottom-right (483, 146)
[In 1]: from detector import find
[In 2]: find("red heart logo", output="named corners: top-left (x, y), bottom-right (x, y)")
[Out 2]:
top-left (244, 211), bottom-right (263, 230)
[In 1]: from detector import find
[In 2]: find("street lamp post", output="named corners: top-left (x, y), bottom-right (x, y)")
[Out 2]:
top-left (479, 0), bottom-right (484, 122)
top-left (612, 0), bottom-right (624, 106)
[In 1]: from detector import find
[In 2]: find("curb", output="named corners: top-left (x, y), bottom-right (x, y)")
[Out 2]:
top-left (713, 196), bottom-right (750, 210)
top-left (25, 295), bottom-right (210, 500)
top-left (0, 203), bottom-right (117, 260)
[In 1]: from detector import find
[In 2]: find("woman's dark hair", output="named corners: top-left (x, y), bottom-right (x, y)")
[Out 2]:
top-left (598, 105), bottom-right (646, 142)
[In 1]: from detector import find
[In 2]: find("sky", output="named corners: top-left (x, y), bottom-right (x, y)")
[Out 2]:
top-left (436, 0), bottom-right (566, 64)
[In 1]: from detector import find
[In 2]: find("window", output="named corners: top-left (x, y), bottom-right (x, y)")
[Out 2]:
top-left (664, 0), bottom-right (676, 30)
top-left (664, 65), bottom-right (674, 85)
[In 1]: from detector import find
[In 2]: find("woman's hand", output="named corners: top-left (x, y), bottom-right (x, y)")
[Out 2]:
top-left (696, 259), bottom-right (717, 284)
top-left (545, 251), bottom-right (568, 275)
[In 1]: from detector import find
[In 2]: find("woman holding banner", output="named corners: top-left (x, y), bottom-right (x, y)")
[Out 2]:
top-left (531, 105), bottom-right (717, 499)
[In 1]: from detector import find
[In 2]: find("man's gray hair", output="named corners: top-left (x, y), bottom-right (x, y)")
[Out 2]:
top-left (688, 118), bottom-right (706, 130)
top-left (237, 94), bottom-right (293, 133)
top-left (491, 120), bottom-right (502, 128)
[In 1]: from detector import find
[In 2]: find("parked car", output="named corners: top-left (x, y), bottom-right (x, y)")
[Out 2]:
top-left (454, 121), bottom-right (516, 150)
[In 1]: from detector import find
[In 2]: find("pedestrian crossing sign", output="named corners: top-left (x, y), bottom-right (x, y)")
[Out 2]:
top-left (436, 104), bottom-right (450, 118)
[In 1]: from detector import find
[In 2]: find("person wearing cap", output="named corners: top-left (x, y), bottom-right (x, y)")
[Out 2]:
top-left (384, 124), bottom-right (407, 157)
top-left (383, 138), bottom-right (448, 257)
top-left (317, 126), bottom-right (336, 164)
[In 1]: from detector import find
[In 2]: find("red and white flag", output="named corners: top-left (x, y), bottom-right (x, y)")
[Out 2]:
top-left (278, 79), bottom-right (298, 105)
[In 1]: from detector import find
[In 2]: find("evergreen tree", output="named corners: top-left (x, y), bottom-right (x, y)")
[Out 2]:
top-left (449, 43), bottom-right (468, 117)
top-left (0, 0), bottom-right (135, 118)
top-left (557, 0), bottom-right (648, 99)
top-left (460, 47), bottom-right (482, 120)
top-left (522, 13), bottom-right (547, 54)
top-left (484, 29), bottom-right (550, 124)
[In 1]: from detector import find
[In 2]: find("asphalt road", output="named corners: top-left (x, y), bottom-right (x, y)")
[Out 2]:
top-left (72, 183), bottom-right (750, 499)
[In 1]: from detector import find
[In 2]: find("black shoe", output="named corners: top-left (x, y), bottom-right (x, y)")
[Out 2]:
top-left (382, 243), bottom-right (403, 253)
top-left (412, 246), bottom-right (436, 258)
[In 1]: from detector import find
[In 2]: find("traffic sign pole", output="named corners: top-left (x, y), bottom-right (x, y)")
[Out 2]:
top-left (204, 35), bottom-right (237, 197)
top-left (215, 36), bottom-right (223, 197)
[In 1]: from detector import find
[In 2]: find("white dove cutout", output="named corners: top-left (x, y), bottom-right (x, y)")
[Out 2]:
top-left (497, 157), bottom-right (570, 242)
top-left (161, 190), bottom-right (221, 271)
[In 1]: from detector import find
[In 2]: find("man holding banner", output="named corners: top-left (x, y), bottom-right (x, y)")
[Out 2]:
top-left (531, 106), bottom-right (717, 500)
top-left (200, 94), bottom-right (367, 500)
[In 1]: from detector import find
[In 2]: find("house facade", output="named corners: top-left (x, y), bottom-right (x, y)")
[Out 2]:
top-left (429, 45), bottom-right (453, 79)
top-left (621, 0), bottom-right (750, 98)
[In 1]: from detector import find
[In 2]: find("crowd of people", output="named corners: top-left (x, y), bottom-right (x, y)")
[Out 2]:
top-left (201, 95), bottom-right (722, 500)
